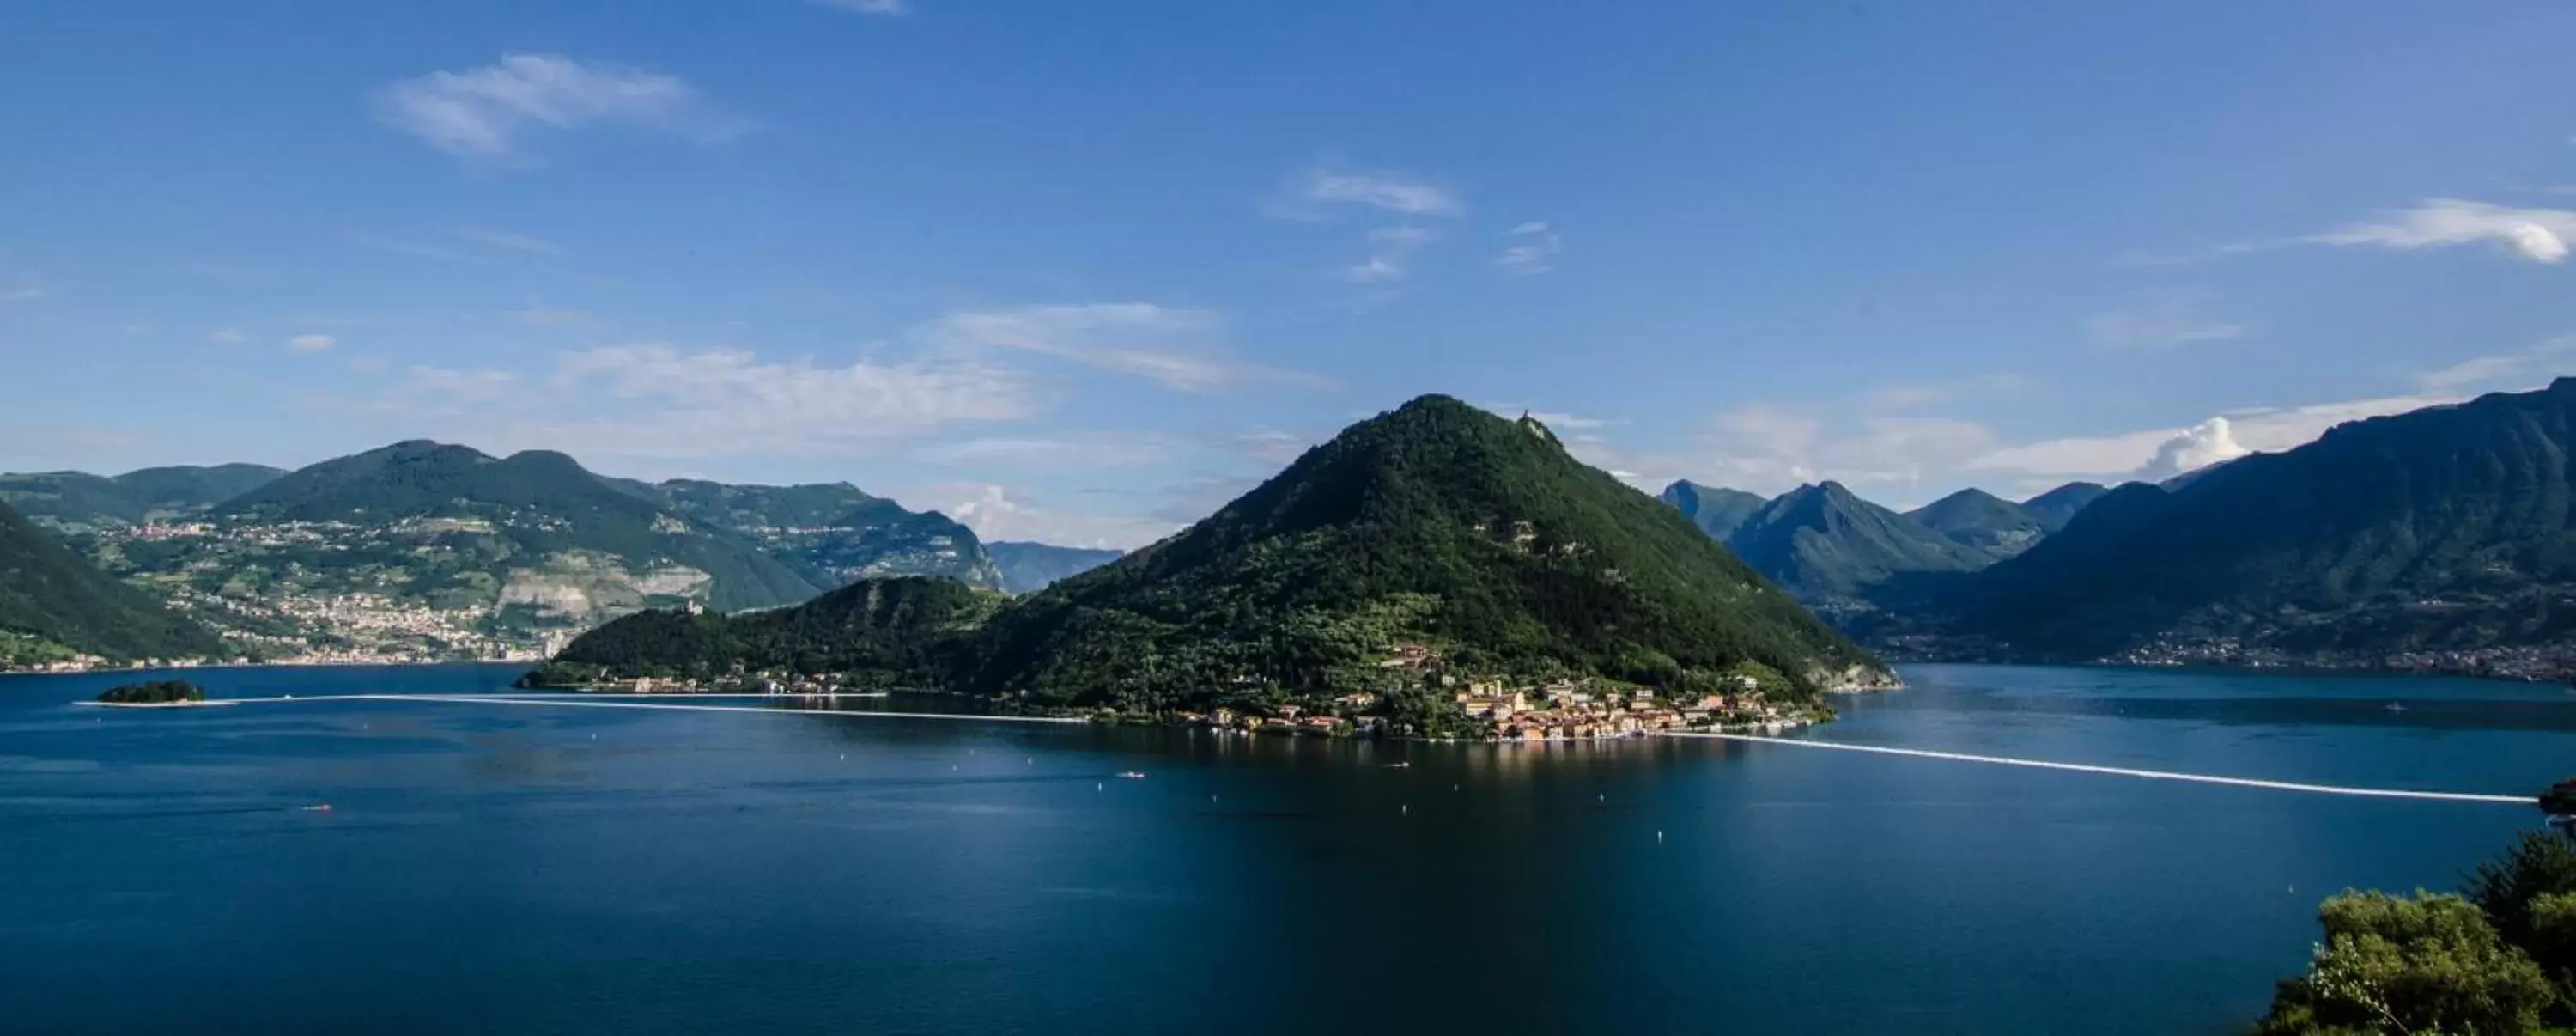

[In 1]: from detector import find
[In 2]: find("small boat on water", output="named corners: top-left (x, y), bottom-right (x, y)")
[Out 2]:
top-left (300, 802), bottom-right (332, 813)
top-left (2385, 702), bottom-right (2408, 713)
top-left (1115, 771), bottom-right (1147, 780)
top-left (1383, 761), bottom-right (1412, 769)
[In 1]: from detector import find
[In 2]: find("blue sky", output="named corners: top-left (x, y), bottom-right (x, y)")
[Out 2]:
top-left (6, 2), bottom-right (2576, 546)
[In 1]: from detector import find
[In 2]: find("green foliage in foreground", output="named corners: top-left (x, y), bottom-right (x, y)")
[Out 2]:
top-left (97, 679), bottom-right (204, 704)
top-left (2259, 832), bottom-right (2576, 1034)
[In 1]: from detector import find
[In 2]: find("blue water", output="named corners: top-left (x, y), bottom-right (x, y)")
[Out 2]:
top-left (3, 663), bottom-right (2567, 1035)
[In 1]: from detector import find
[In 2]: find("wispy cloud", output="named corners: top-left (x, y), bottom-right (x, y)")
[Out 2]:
top-left (922, 302), bottom-right (1328, 393)
top-left (813, 0), bottom-right (908, 13)
top-left (1494, 221), bottom-right (1563, 276)
top-left (208, 328), bottom-right (248, 344)
top-left (1863, 373), bottom-right (2036, 410)
top-left (1345, 225), bottom-right (1440, 283)
top-left (2, 285), bottom-right (51, 302)
top-left (286, 334), bottom-right (337, 353)
top-left (374, 53), bottom-right (738, 163)
top-left (2085, 302), bottom-right (2246, 350)
top-left (2414, 335), bottom-right (2576, 393)
top-left (929, 482), bottom-right (1178, 551)
top-left (456, 227), bottom-right (564, 255)
top-left (2312, 198), bottom-right (2576, 264)
top-left (1301, 169), bottom-right (1463, 217)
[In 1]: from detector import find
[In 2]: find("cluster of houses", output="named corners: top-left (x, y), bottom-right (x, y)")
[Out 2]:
top-left (1170, 642), bottom-right (1807, 742)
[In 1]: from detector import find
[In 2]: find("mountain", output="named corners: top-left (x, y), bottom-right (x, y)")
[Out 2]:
top-left (1906, 488), bottom-right (2044, 558)
top-left (217, 441), bottom-right (820, 613)
top-left (542, 395), bottom-right (1893, 709)
top-left (637, 480), bottom-right (1005, 591)
top-left (0, 498), bottom-right (221, 663)
top-left (1722, 482), bottom-right (1996, 605)
top-left (986, 541), bottom-right (1124, 594)
top-left (544, 576), bottom-right (997, 689)
top-left (1660, 481), bottom-right (1769, 540)
top-left (2019, 481), bottom-right (2110, 533)
top-left (0, 464), bottom-right (283, 526)
top-left (1911, 378), bottom-right (2576, 661)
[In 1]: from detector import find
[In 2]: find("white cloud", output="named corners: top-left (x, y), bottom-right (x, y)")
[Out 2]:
top-left (455, 227), bottom-right (564, 255)
top-left (1302, 169), bottom-right (1463, 216)
top-left (922, 302), bottom-right (1327, 393)
top-left (813, 0), bottom-right (908, 13)
top-left (915, 434), bottom-right (1173, 469)
top-left (931, 482), bottom-right (1176, 550)
top-left (208, 328), bottom-right (248, 344)
top-left (2313, 198), bottom-right (2576, 264)
top-left (1343, 224), bottom-right (1440, 283)
top-left (2130, 417), bottom-right (2249, 481)
top-left (2086, 303), bottom-right (2246, 350)
top-left (1494, 222), bottom-right (1563, 276)
top-left (525, 344), bottom-right (1030, 457)
top-left (287, 334), bottom-right (337, 353)
top-left (374, 53), bottom-right (732, 162)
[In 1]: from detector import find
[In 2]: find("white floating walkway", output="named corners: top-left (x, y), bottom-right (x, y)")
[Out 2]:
top-left (1669, 731), bottom-right (2532, 804)
top-left (204, 692), bottom-right (1085, 724)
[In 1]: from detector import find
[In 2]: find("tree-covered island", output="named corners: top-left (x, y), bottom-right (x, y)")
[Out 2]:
top-left (520, 396), bottom-right (1896, 740)
top-left (95, 679), bottom-right (207, 705)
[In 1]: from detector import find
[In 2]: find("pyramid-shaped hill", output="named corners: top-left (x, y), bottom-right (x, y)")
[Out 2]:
top-left (960, 395), bottom-right (1893, 705)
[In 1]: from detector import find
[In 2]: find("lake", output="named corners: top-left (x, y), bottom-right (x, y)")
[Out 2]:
top-left (3, 662), bottom-right (2568, 1034)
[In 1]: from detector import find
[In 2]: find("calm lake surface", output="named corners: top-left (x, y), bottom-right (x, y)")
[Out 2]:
top-left (3, 663), bottom-right (2570, 1035)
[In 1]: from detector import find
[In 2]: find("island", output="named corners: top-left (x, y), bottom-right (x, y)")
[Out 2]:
top-left (95, 679), bottom-right (207, 706)
top-left (520, 396), bottom-right (1899, 742)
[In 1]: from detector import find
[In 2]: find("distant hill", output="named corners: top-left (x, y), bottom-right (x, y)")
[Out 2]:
top-left (0, 464), bottom-right (283, 526)
top-left (1721, 482), bottom-right (1996, 605)
top-left (632, 479), bottom-right (1004, 591)
top-left (218, 441), bottom-right (820, 613)
top-left (1660, 481), bottom-right (1769, 540)
top-left (986, 541), bottom-right (1124, 594)
top-left (543, 395), bottom-right (1893, 708)
top-left (1906, 488), bottom-right (2044, 558)
top-left (1908, 378), bottom-right (2576, 660)
top-left (0, 498), bottom-right (220, 662)
top-left (2019, 481), bottom-right (2110, 533)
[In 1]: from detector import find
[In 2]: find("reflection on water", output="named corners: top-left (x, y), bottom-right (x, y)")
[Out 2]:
top-left (0, 661), bottom-right (2569, 1035)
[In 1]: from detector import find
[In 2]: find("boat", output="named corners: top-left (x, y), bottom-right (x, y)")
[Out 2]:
top-left (1115, 771), bottom-right (1147, 779)
top-left (2385, 702), bottom-right (2407, 713)
top-left (300, 802), bottom-right (332, 813)
top-left (1383, 761), bottom-right (1411, 769)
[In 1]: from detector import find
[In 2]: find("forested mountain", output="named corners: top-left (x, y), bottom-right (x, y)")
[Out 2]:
top-left (634, 479), bottom-right (1005, 590)
top-left (1902, 379), bottom-right (2576, 661)
top-left (540, 395), bottom-right (1893, 708)
top-left (2018, 481), bottom-right (2110, 533)
top-left (0, 464), bottom-right (284, 527)
top-left (545, 576), bottom-right (997, 688)
top-left (986, 541), bottom-right (1124, 593)
top-left (1906, 488), bottom-right (2044, 558)
top-left (1659, 480), bottom-right (1770, 540)
top-left (215, 441), bottom-right (820, 613)
top-left (0, 498), bottom-right (220, 663)
top-left (1721, 483), bottom-right (1996, 606)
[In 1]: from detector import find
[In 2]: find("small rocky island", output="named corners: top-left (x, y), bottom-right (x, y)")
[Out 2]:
top-left (96, 679), bottom-right (207, 705)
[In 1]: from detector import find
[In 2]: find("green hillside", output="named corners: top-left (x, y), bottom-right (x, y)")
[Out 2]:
top-left (543, 395), bottom-right (1893, 710)
top-left (0, 464), bottom-right (286, 527)
top-left (1906, 488), bottom-right (2044, 557)
top-left (1659, 480), bottom-right (1769, 540)
top-left (2018, 481), bottom-right (2109, 533)
top-left (219, 441), bottom-right (819, 612)
top-left (1916, 378), bottom-right (2576, 659)
top-left (643, 479), bottom-right (1005, 590)
top-left (0, 498), bottom-right (221, 662)
top-left (1722, 482), bottom-right (1996, 604)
